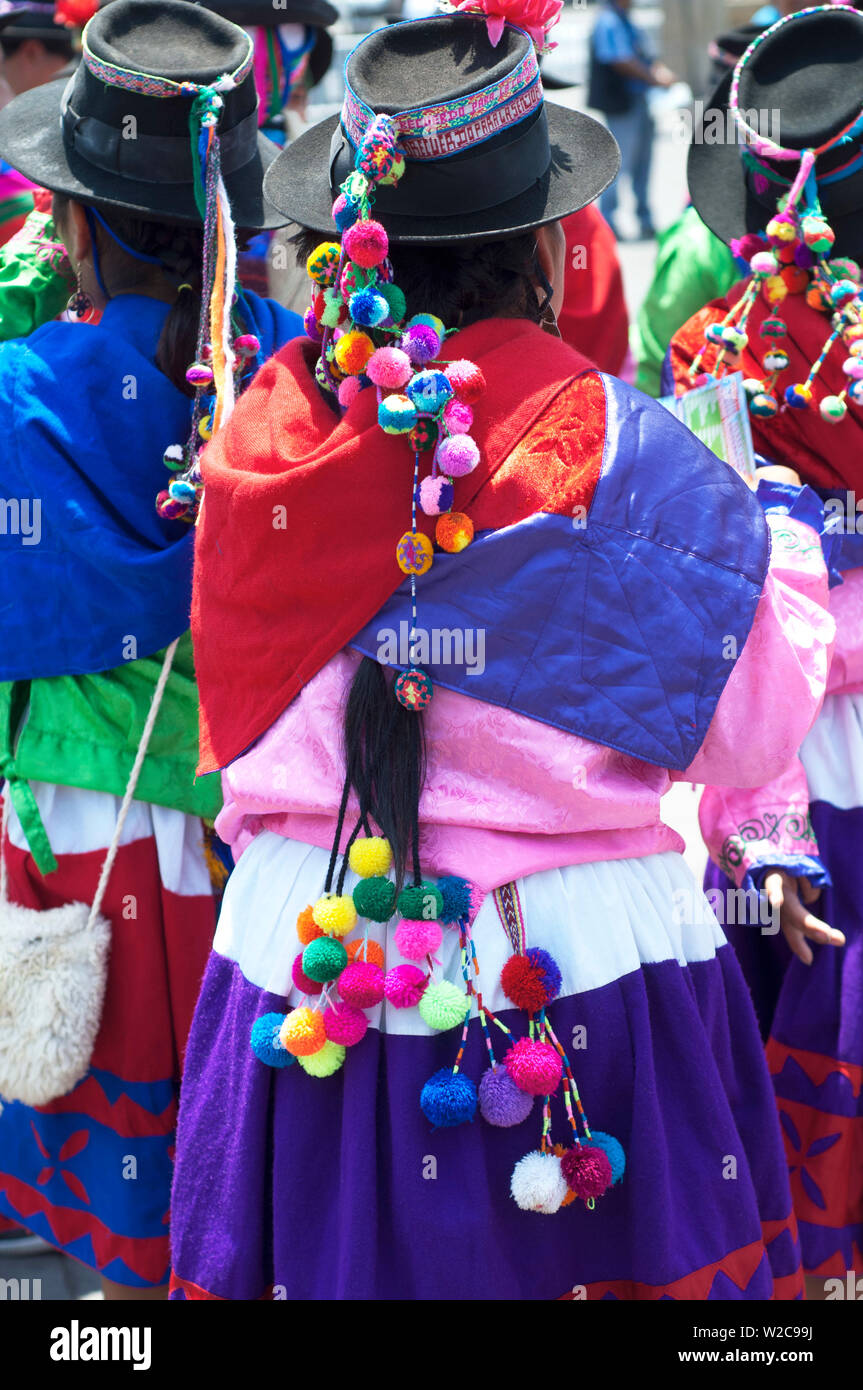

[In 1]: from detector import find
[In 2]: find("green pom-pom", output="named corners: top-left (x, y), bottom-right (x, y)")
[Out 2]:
top-left (302, 936), bottom-right (348, 983)
top-left (418, 980), bottom-right (469, 1032)
top-left (353, 876), bottom-right (396, 923)
top-left (379, 281), bottom-right (406, 324)
top-left (298, 1039), bottom-right (346, 1077)
top-left (398, 881), bottom-right (443, 921)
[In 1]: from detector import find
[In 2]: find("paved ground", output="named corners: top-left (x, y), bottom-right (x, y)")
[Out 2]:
top-left (2, 13), bottom-right (706, 1301)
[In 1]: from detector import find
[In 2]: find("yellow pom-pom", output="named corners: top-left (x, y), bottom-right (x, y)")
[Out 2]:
top-left (306, 241), bottom-right (341, 286)
top-left (298, 1039), bottom-right (346, 1077)
top-left (348, 836), bottom-right (393, 879)
top-left (279, 1006), bottom-right (326, 1056)
top-left (763, 275), bottom-right (788, 305)
top-left (334, 329), bottom-right (374, 376)
top-left (312, 893), bottom-right (358, 937)
top-left (435, 512), bottom-right (474, 554)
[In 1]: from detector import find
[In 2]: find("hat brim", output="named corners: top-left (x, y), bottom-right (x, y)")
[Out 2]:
top-left (263, 101), bottom-right (620, 243)
top-left (0, 77), bottom-right (289, 229)
top-left (688, 74), bottom-right (863, 261)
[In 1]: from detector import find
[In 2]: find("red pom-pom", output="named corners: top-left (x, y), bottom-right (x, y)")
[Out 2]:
top-left (504, 1037), bottom-right (563, 1095)
top-left (292, 950), bottom-right (323, 996)
top-left (501, 954), bottom-right (547, 1014)
top-left (560, 1145), bottom-right (613, 1199)
top-left (445, 360), bottom-right (486, 404)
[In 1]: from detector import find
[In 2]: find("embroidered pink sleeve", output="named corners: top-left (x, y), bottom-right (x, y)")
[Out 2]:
top-left (697, 756), bottom-right (826, 891)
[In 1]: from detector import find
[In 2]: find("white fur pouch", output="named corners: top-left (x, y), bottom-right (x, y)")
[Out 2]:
top-left (0, 898), bottom-right (110, 1106)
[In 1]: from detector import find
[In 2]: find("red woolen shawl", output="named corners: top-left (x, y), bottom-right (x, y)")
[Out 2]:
top-left (192, 317), bottom-right (602, 773)
top-left (670, 282), bottom-right (863, 492)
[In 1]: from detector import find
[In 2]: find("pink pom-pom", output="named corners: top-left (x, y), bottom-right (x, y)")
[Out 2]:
top-left (367, 346), bottom-right (413, 390)
top-left (443, 399), bottom-right (473, 435)
top-left (384, 963), bottom-right (428, 1008)
top-left (235, 333), bottom-right (261, 358)
top-left (324, 1001), bottom-right (368, 1046)
top-left (436, 434), bottom-right (480, 478)
top-left (155, 489), bottom-right (188, 520)
top-left (342, 219), bottom-right (388, 269)
top-left (504, 1037), bottom-right (563, 1096)
top-left (338, 961), bottom-right (385, 1008)
top-left (338, 376), bottom-right (362, 408)
top-left (402, 323), bottom-right (441, 365)
top-left (292, 950), bottom-right (323, 996)
top-left (445, 360), bottom-right (486, 404)
top-left (560, 1145), bottom-right (613, 1199)
top-left (394, 918), bottom-right (443, 961)
top-left (730, 233), bottom-right (765, 262)
top-left (418, 475), bottom-right (454, 516)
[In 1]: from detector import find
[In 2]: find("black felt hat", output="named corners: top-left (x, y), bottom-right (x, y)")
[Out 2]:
top-left (194, 0), bottom-right (337, 87)
top-left (0, 0), bottom-right (287, 227)
top-left (263, 14), bottom-right (620, 243)
top-left (0, 2), bottom-right (72, 41)
top-left (689, 5), bottom-right (863, 261)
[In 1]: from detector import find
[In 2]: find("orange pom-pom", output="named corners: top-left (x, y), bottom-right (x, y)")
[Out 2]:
top-left (297, 905), bottom-right (324, 946)
top-left (346, 938), bottom-right (385, 970)
top-left (279, 1006), bottom-right (326, 1057)
top-left (334, 330), bottom-right (375, 376)
top-left (780, 265), bottom-right (809, 295)
top-left (435, 512), bottom-right (474, 553)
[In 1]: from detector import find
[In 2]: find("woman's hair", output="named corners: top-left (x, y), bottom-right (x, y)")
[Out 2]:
top-left (292, 225), bottom-right (546, 329)
top-left (294, 223), bottom-right (546, 884)
top-left (53, 194), bottom-right (205, 396)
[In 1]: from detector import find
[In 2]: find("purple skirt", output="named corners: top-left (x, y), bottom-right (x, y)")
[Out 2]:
top-left (169, 841), bottom-right (802, 1300)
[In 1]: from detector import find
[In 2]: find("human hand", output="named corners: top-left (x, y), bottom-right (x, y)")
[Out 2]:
top-left (763, 871), bottom-right (844, 965)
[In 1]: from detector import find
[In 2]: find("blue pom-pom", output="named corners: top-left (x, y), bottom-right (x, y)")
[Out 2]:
top-left (436, 875), bottom-right (474, 924)
top-left (406, 369), bottom-right (454, 415)
top-left (420, 1067), bottom-right (477, 1128)
top-left (349, 286), bottom-right (390, 328)
top-left (524, 946), bottom-right (562, 1004)
top-left (333, 193), bottom-right (358, 232)
top-left (586, 1130), bottom-right (626, 1184)
top-left (250, 1013), bottom-right (295, 1068)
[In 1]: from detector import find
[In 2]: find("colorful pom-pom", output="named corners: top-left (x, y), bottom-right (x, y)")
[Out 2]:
top-left (338, 961), bottom-right (385, 1009)
top-left (349, 287), bottom-right (390, 328)
top-left (436, 434), bottom-right (479, 478)
top-left (560, 1145), bottom-right (613, 1199)
top-left (586, 1131), bottom-right (626, 1185)
top-left (235, 333), bottom-right (260, 359)
top-left (394, 667), bottom-right (433, 710)
top-left (162, 444), bottom-right (185, 472)
top-left (443, 399), bottom-right (473, 435)
top-left (343, 220), bottom-right (388, 269)
top-left (750, 250), bottom-right (779, 277)
top-left (383, 963), bottom-right (428, 1008)
top-left (398, 881), bottom-right (443, 919)
top-left (380, 393), bottom-right (418, 435)
top-left (785, 383), bottom-right (812, 409)
top-left (334, 329), bottom-right (375, 376)
top-left (419, 475), bottom-right (454, 516)
top-left (445, 360), bottom-right (486, 404)
top-left (396, 530), bottom-right (433, 575)
top-left (168, 478), bottom-right (198, 506)
top-left (763, 349), bottom-right (789, 373)
top-left (304, 306), bottom-right (323, 342)
top-left (320, 287), bottom-right (346, 329)
top-left (435, 512), bottom-right (474, 553)
top-left (323, 1001), bottom-right (368, 1046)
top-left (749, 392), bottom-right (779, 419)
top-left (332, 192), bottom-right (358, 231)
top-left (436, 875), bottom-right (477, 924)
top-left (394, 917), bottom-right (443, 961)
top-left (339, 262), bottom-right (371, 299)
top-left (420, 1068), bottom-right (477, 1128)
top-left (346, 937), bottom-right (386, 969)
top-left (761, 315), bottom-right (787, 338)
top-left (349, 835), bottom-right (393, 879)
top-left (504, 1037), bottom-right (563, 1096)
top-left (406, 369), bottom-right (454, 415)
top-left (302, 936), bottom-right (348, 984)
top-left (820, 395), bottom-right (848, 422)
top-left (500, 948), bottom-right (562, 1014)
top-left (366, 346), bottom-right (413, 390)
top-left (292, 950), bottom-right (323, 996)
top-left (280, 1005), bottom-right (326, 1057)
top-left (848, 378), bottom-right (863, 404)
top-left (298, 1039), bottom-right (346, 1077)
top-left (378, 281), bottom-right (406, 323)
top-left (478, 1066), bottom-right (534, 1126)
top-left (352, 875), bottom-right (396, 923)
top-left (409, 418), bottom-right (438, 452)
top-left (312, 893), bottom-right (358, 937)
top-left (510, 1151), bottom-right (567, 1214)
top-left (250, 1012), bottom-right (294, 1068)
top-left (296, 904), bottom-right (323, 946)
top-left (185, 361), bottom-right (213, 387)
top-left (401, 323), bottom-right (441, 366)
top-left (155, 490), bottom-right (188, 521)
top-left (306, 241), bottom-right (341, 286)
top-left (418, 980), bottom-right (468, 1031)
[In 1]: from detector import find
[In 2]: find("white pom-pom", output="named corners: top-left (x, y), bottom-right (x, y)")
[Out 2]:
top-left (510, 1151), bottom-right (568, 1214)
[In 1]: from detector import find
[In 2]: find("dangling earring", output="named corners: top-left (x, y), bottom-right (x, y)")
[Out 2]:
top-left (66, 270), bottom-right (94, 324)
top-left (541, 301), bottom-right (562, 339)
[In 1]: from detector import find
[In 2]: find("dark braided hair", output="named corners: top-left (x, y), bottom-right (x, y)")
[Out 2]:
top-left (293, 223), bottom-right (546, 884)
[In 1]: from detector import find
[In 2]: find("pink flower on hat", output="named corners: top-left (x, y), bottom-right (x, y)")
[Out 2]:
top-left (455, 0), bottom-right (563, 49)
